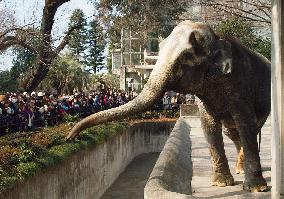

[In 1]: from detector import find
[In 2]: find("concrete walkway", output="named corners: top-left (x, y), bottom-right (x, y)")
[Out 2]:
top-left (188, 117), bottom-right (272, 198)
top-left (102, 117), bottom-right (273, 198)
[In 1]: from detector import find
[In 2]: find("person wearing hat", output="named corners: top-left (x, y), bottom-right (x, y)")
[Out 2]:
top-left (37, 91), bottom-right (45, 97)
top-left (31, 91), bottom-right (36, 96)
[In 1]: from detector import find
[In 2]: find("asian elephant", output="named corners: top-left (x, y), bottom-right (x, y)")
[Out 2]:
top-left (67, 20), bottom-right (270, 192)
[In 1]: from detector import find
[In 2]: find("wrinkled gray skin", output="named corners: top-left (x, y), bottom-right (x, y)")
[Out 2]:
top-left (67, 21), bottom-right (270, 192)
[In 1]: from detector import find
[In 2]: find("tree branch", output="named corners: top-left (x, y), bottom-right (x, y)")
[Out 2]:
top-left (211, 5), bottom-right (270, 24)
top-left (54, 23), bottom-right (83, 55)
top-left (208, 2), bottom-right (270, 23)
top-left (0, 26), bottom-right (40, 53)
top-left (0, 35), bottom-right (38, 53)
top-left (200, 0), bottom-right (271, 25)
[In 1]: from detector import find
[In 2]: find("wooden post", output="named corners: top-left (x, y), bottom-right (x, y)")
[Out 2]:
top-left (271, 0), bottom-right (284, 198)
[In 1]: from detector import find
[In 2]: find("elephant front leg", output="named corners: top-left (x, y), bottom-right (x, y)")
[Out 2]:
top-left (209, 142), bottom-right (234, 187)
top-left (232, 108), bottom-right (268, 192)
top-left (199, 106), bottom-right (234, 187)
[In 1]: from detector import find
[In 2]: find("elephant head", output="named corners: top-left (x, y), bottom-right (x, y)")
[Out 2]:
top-left (67, 20), bottom-right (233, 139)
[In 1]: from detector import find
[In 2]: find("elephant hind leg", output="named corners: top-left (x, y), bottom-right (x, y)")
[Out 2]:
top-left (236, 148), bottom-right (244, 174)
top-left (223, 127), bottom-right (244, 174)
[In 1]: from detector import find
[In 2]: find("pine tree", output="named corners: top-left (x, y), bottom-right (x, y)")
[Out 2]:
top-left (85, 19), bottom-right (105, 73)
top-left (11, 47), bottom-right (37, 80)
top-left (68, 9), bottom-right (87, 61)
top-left (0, 70), bottom-right (18, 92)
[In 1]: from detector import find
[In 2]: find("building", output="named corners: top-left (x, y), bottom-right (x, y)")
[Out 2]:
top-left (112, 28), bottom-right (159, 92)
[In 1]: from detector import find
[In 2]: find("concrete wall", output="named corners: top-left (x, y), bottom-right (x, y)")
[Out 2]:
top-left (1, 121), bottom-right (175, 199)
top-left (144, 118), bottom-right (193, 199)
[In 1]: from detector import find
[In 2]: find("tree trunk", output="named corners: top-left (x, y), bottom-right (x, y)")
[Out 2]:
top-left (19, 0), bottom-right (70, 92)
top-left (0, 0), bottom-right (84, 92)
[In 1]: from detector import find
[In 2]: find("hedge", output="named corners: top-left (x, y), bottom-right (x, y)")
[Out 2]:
top-left (0, 121), bottom-right (128, 192)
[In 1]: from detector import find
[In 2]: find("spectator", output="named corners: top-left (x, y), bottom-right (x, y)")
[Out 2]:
top-left (186, 94), bottom-right (195, 104)
top-left (0, 89), bottom-right (189, 135)
top-left (127, 78), bottom-right (134, 92)
top-left (171, 95), bottom-right (178, 110)
top-left (163, 93), bottom-right (172, 110)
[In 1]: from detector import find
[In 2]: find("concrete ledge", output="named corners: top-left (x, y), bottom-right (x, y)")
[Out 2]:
top-left (180, 104), bottom-right (199, 117)
top-left (144, 118), bottom-right (193, 199)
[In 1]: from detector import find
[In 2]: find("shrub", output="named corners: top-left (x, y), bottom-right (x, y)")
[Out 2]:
top-left (132, 109), bottom-right (179, 120)
top-left (0, 121), bottom-right (128, 192)
top-left (49, 143), bottom-right (82, 160)
top-left (0, 176), bottom-right (18, 192)
top-left (16, 162), bottom-right (40, 178)
top-left (63, 113), bottom-right (79, 125)
top-left (31, 133), bottom-right (53, 149)
top-left (0, 146), bottom-right (21, 166)
top-left (17, 149), bottom-right (37, 163)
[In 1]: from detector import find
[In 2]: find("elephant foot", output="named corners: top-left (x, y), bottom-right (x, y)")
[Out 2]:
top-left (243, 177), bottom-right (269, 192)
top-left (211, 172), bottom-right (234, 187)
top-left (236, 162), bottom-right (244, 174)
top-left (236, 147), bottom-right (244, 174)
top-left (236, 167), bottom-right (244, 174)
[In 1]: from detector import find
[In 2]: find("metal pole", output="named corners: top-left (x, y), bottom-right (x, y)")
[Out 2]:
top-left (120, 28), bottom-right (126, 90)
top-left (139, 45), bottom-right (142, 65)
top-left (129, 28), bottom-right (132, 66)
top-left (121, 28), bottom-right (124, 67)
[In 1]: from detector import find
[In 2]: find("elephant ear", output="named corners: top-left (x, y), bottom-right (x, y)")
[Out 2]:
top-left (207, 39), bottom-right (233, 76)
top-left (189, 31), bottom-right (207, 57)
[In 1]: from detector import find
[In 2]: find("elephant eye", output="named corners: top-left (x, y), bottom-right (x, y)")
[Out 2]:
top-left (214, 50), bottom-right (222, 58)
top-left (185, 52), bottom-right (194, 60)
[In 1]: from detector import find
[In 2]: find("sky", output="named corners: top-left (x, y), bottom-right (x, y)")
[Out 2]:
top-left (0, 0), bottom-right (96, 71)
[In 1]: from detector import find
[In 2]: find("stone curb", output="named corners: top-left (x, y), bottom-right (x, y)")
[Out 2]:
top-left (144, 118), bottom-right (194, 199)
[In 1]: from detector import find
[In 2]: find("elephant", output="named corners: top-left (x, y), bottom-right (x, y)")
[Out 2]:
top-left (67, 20), bottom-right (271, 192)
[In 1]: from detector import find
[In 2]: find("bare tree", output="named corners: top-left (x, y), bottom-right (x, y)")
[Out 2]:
top-left (0, 0), bottom-right (84, 92)
top-left (199, 0), bottom-right (271, 26)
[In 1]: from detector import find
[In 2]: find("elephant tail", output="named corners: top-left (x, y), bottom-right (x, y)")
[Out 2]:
top-left (258, 131), bottom-right (261, 152)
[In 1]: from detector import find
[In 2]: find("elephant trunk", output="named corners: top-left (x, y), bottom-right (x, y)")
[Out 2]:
top-left (67, 58), bottom-right (176, 140)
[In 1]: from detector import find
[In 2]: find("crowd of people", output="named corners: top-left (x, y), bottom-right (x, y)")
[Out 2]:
top-left (0, 88), bottom-right (195, 135)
